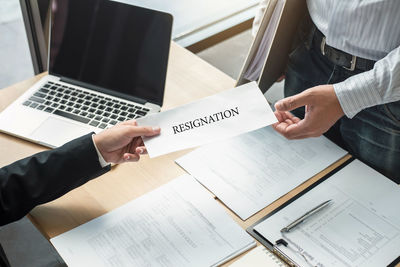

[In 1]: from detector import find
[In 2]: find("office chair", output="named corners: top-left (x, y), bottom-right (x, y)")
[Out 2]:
top-left (19, 0), bottom-right (51, 74)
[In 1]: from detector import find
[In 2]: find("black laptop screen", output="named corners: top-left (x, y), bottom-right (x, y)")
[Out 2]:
top-left (49, 0), bottom-right (172, 106)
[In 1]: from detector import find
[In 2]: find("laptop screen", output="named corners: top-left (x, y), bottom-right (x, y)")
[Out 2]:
top-left (49, 0), bottom-right (172, 106)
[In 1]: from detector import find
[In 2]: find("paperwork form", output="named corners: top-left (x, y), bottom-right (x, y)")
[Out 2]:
top-left (51, 175), bottom-right (255, 267)
top-left (254, 160), bottom-right (400, 267)
top-left (136, 82), bottom-right (277, 158)
top-left (176, 127), bottom-right (347, 220)
top-left (229, 246), bottom-right (286, 267)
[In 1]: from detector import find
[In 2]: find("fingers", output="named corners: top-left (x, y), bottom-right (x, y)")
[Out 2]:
top-left (273, 85), bottom-right (343, 140)
top-left (120, 119), bottom-right (137, 126)
top-left (123, 153), bottom-right (140, 162)
top-left (273, 120), bottom-right (291, 133)
top-left (275, 90), bottom-right (310, 112)
top-left (283, 112), bottom-right (300, 123)
top-left (131, 136), bottom-right (143, 148)
top-left (111, 119), bottom-right (160, 137)
top-left (274, 110), bottom-right (284, 122)
top-left (135, 146), bottom-right (147, 155)
top-left (273, 111), bottom-right (300, 131)
top-left (274, 110), bottom-right (300, 122)
top-left (273, 116), bottom-right (316, 139)
top-left (274, 122), bottom-right (303, 139)
top-left (292, 116), bottom-right (301, 123)
top-left (128, 137), bottom-right (147, 155)
top-left (123, 146), bottom-right (147, 162)
top-left (126, 125), bottom-right (161, 138)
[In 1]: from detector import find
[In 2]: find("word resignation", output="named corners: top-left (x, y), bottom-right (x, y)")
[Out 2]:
top-left (172, 107), bottom-right (239, 134)
top-left (137, 82), bottom-right (278, 158)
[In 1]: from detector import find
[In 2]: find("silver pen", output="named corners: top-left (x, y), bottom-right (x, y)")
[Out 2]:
top-left (280, 199), bottom-right (332, 233)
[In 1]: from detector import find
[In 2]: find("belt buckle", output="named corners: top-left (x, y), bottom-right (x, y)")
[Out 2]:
top-left (320, 37), bottom-right (327, 55)
top-left (343, 55), bottom-right (357, 71)
top-left (321, 36), bottom-right (357, 71)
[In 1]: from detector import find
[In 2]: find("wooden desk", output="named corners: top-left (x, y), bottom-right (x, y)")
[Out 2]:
top-left (0, 42), bottom-right (350, 265)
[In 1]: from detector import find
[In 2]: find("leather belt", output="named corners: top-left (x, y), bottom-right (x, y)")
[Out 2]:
top-left (312, 29), bottom-right (376, 71)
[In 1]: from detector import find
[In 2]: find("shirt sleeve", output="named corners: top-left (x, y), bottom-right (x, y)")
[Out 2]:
top-left (333, 45), bottom-right (400, 118)
top-left (252, 0), bottom-right (269, 37)
top-left (92, 134), bottom-right (110, 168)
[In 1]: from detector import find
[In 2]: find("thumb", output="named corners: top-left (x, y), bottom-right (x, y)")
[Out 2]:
top-left (126, 126), bottom-right (161, 138)
top-left (275, 90), bottom-right (310, 112)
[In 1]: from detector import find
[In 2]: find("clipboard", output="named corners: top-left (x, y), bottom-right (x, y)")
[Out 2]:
top-left (236, 0), bottom-right (308, 93)
top-left (247, 158), bottom-right (400, 267)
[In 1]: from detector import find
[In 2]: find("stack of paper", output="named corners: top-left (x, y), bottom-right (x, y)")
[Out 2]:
top-left (51, 175), bottom-right (255, 267)
top-left (176, 127), bottom-right (347, 220)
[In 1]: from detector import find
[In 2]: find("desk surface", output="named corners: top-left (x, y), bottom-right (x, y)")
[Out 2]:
top-left (0, 42), bottom-right (350, 265)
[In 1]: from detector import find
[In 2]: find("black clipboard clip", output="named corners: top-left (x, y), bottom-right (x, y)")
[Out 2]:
top-left (274, 237), bottom-right (317, 267)
top-left (272, 239), bottom-right (300, 267)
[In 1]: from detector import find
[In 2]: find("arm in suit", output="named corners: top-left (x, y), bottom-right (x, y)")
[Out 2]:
top-left (0, 133), bottom-right (110, 226)
top-left (0, 121), bottom-right (160, 267)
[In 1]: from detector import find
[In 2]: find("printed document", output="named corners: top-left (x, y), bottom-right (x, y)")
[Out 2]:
top-left (254, 160), bottom-right (400, 267)
top-left (176, 127), bottom-right (347, 220)
top-left (229, 246), bottom-right (286, 267)
top-left (51, 175), bottom-right (255, 267)
top-left (136, 82), bottom-right (277, 158)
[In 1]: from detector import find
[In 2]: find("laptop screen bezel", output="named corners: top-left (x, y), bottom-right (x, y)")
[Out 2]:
top-left (47, 0), bottom-right (173, 106)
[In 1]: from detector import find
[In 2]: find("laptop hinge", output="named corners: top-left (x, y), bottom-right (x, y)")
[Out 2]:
top-left (59, 77), bottom-right (147, 105)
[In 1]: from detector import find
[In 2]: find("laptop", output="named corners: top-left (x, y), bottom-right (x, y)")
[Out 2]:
top-left (0, 0), bottom-right (172, 148)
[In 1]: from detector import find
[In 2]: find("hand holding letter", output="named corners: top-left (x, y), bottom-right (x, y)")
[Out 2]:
top-left (93, 120), bottom-right (161, 164)
top-left (273, 85), bottom-right (344, 139)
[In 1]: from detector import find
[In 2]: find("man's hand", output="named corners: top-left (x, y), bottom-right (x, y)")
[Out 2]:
top-left (93, 120), bottom-right (160, 164)
top-left (273, 85), bottom-right (344, 139)
top-left (276, 75), bottom-right (285, 82)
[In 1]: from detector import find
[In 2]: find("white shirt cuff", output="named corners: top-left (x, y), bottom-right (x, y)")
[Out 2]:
top-left (333, 70), bottom-right (382, 118)
top-left (91, 134), bottom-right (110, 168)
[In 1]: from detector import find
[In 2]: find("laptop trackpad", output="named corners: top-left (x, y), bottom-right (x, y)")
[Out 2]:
top-left (31, 117), bottom-right (92, 147)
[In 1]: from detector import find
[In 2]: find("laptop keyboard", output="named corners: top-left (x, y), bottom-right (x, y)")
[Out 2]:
top-left (22, 81), bottom-right (150, 129)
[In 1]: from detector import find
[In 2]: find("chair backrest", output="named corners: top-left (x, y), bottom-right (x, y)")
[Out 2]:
top-left (19, 0), bottom-right (51, 74)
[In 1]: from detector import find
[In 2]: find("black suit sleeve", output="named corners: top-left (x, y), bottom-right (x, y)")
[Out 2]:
top-left (0, 133), bottom-right (110, 226)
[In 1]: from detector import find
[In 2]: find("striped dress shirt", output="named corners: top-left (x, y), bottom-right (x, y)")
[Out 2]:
top-left (254, 0), bottom-right (400, 118)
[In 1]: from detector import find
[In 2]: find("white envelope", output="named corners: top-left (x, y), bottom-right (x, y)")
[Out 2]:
top-left (137, 82), bottom-right (277, 158)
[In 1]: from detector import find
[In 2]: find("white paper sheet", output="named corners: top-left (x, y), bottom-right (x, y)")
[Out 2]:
top-left (51, 175), bottom-right (255, 267)
top-left (136, 82), bottom-right (277, 158)
top-left (176, 127), bottom-right (347, 220)
top-left (229, 246), bottom-right (285, 267)
top-left (254, 160), bottom-right (400, 267)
